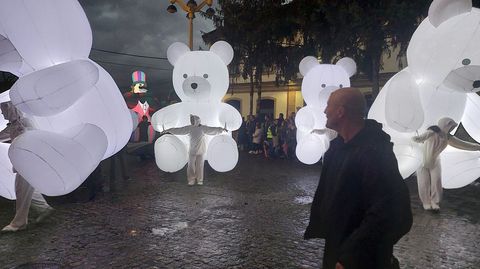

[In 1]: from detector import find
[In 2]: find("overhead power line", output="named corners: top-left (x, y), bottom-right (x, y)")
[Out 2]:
top-left (93, 59), bottom-right (172, 71)
top-left (92, 48), bottom-right (168, 60)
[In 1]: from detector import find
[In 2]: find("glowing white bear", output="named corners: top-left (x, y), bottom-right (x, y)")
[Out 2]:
top-left (0, 0), bottom-right (132, 197)
top-left (295, 56), bottom-right (356, 164)
top-left (369, 0), bottom-right (480, 188)
top-left (151, 41), bottom-right (242, 173)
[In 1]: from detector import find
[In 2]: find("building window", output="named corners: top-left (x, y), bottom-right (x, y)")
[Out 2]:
top-left (259, 99), bottom-right (275, 120)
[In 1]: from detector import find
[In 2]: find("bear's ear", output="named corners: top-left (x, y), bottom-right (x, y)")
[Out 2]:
top-left (336, 57), bottom-right (356, 77)
top-left (167, 42), bottom-right (190, 66)
top-left (299, 56), bottom-right (319, 76)
top-left (428, 0), bottom-right (472, 27)
top-left (210, 41), bottom-right (234, 65)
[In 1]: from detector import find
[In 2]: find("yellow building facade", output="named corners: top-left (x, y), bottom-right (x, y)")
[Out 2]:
top-left (222, 47), bottom-right (405, 119)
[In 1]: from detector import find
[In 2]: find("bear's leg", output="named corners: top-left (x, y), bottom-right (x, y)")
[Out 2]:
top-left (9, 123), bottom-right (107, 196)
top-left (206, 135), bottom-right (238, 172)
top-left (154, 134), bottom-right (188, 173)
top-left (295, 138), bottom-right (326, 165)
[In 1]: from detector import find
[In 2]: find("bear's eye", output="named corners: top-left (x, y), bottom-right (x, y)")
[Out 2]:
top-left (462, 58), bottom-right (471, 66)
top-left (339, 84), bottom-right (343, 88)
top-left (203, 74), bottom-right (208, 78)
top-left (183, 74), bottom-right (188, 78)
top-left (321, 84), bottom-right (326, 88)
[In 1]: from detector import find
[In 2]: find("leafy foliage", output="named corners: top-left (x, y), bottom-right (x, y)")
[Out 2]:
top-left (206, 0), bottom-right (433, 110)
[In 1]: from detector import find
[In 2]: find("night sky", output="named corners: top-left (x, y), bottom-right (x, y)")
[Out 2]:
top-left (79, 0), bottom-right (216, 99)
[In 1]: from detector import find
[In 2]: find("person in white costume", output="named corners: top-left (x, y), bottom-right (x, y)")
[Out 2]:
top-left (162, 115), bottom-right (226, 185)
top-left (0, 102), bottom-right (54, 232)
top-left (412, 117), bottom-right (480, 211)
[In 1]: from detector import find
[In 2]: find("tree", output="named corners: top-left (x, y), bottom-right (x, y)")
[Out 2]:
top-left (308, 0), bottom-right (430, 97)
top-left (206, 0), bottom-right (432, 104)
top-left (205, 0), bottom-right (297, 116)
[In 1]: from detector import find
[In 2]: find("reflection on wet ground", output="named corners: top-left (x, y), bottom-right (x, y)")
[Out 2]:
top-left (0, 153), bottom-right (479, 268)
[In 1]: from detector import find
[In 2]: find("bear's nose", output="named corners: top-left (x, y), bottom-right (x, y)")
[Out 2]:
top-left (473, 80), bottom-right (480, 88)
top-left (191, 83), bottom-right (198, 89)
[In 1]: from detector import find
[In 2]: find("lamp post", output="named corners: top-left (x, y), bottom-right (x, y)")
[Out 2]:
top-left (167, 0), bottom-right (215, 50)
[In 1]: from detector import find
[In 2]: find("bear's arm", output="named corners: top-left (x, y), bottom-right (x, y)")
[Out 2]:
top-left (151, 103), bottom-right (184, 132)
top-left (218, 103), bottom-right (242, 131)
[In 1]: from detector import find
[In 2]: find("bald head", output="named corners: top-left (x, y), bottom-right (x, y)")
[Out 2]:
top-left (330, 87), bottom-right (366, 119)
top-left (324, 87), bottom-right (367, 141)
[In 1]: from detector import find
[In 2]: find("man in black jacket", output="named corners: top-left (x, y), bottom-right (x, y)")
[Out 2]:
top-left (304, 88), bottom-right (413, 269)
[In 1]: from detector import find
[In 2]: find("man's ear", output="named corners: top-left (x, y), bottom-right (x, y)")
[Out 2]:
top-left (337, 105), bottom-right (346, 118)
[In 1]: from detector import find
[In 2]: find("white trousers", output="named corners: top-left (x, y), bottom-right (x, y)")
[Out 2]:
top-left (187, 154), bottom-right (205, 184)
top-left (416, 159), bottom-right (442, 209)
top-left (10, 174), bottom-right (50, 227)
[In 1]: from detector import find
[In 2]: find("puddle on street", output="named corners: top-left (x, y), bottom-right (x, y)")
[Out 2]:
top-left (294, 196), bottom-right (313, 205)
top-left (152, 221), bottom-right (188, 236)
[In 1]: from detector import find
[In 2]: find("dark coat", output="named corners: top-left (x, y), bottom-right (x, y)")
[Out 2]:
top-left (304, 120), bottom-right (412, 269)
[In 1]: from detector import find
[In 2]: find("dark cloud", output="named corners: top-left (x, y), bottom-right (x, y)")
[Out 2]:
top-left (79, 0), bottom-right (216, 99)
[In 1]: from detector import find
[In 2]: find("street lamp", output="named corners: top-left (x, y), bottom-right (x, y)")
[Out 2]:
top-left (167, 0), bottom-right (215, 50)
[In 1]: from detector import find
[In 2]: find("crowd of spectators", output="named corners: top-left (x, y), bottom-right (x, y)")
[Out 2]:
top-left (234, 112), bottom-right (297, 160)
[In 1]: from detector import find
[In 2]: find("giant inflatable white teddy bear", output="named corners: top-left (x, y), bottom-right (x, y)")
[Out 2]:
top-left (0, 0), bottom-right (132, 199)
top-left (369, 0), bottom-right (480, 188)
top-left (151, 41), bottom-right (242, 173)
top-left (295, 56), bottom-right (356, 164)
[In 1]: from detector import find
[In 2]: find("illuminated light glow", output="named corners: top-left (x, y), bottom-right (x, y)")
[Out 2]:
top-left (9, 59), bottom-right (100, 116)
top-left (0, 143), bottom-right (15, 200)
top-left (154, 134), bottom-right (188, 172)
top-left (0, 0), bottom-right (132, 198)
top-left (0, 91), bottom-right (15, 200)
top-left (385, 69), bottom-right (424, 132)
top-left (440, 146), bottom-right (480, 188)
top-left (206, 134), bottom-right (238, 172)
top-left (295, 56), bottom-right (356, 164)
top-left (151, 41), bottom-right (241, 172)
top-left (369, 0), bottom-right (480, 188)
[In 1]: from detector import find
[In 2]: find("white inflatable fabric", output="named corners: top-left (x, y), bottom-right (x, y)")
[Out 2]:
top-left (152, 41), bottom-right (241, 173)
top-left (0, 0), bottom-right (132, 197)
top-left (295, 56), bottom-right (356, 164)
top-left (0, 92), bottom-right (15, 199)
top-left (369, 0), bottom-right (480, 188)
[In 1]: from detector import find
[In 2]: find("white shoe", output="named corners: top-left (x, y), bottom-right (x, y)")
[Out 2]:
top-left (431, 204), bottom-right (440, 211)
top-left (1, 224), bottom-right (26, 232)
top-left (423, 204), bottom-right (432, 210)
top-left (197, 181), bottom-right (203, 185)
top-left (36, 207), bottom-right (55, 223)
top-left (188, 181), bottom-right (195, 186)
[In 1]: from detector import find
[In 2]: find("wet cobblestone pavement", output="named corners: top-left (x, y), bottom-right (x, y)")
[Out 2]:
top-left (0, 153), bottom-right (479, 268)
